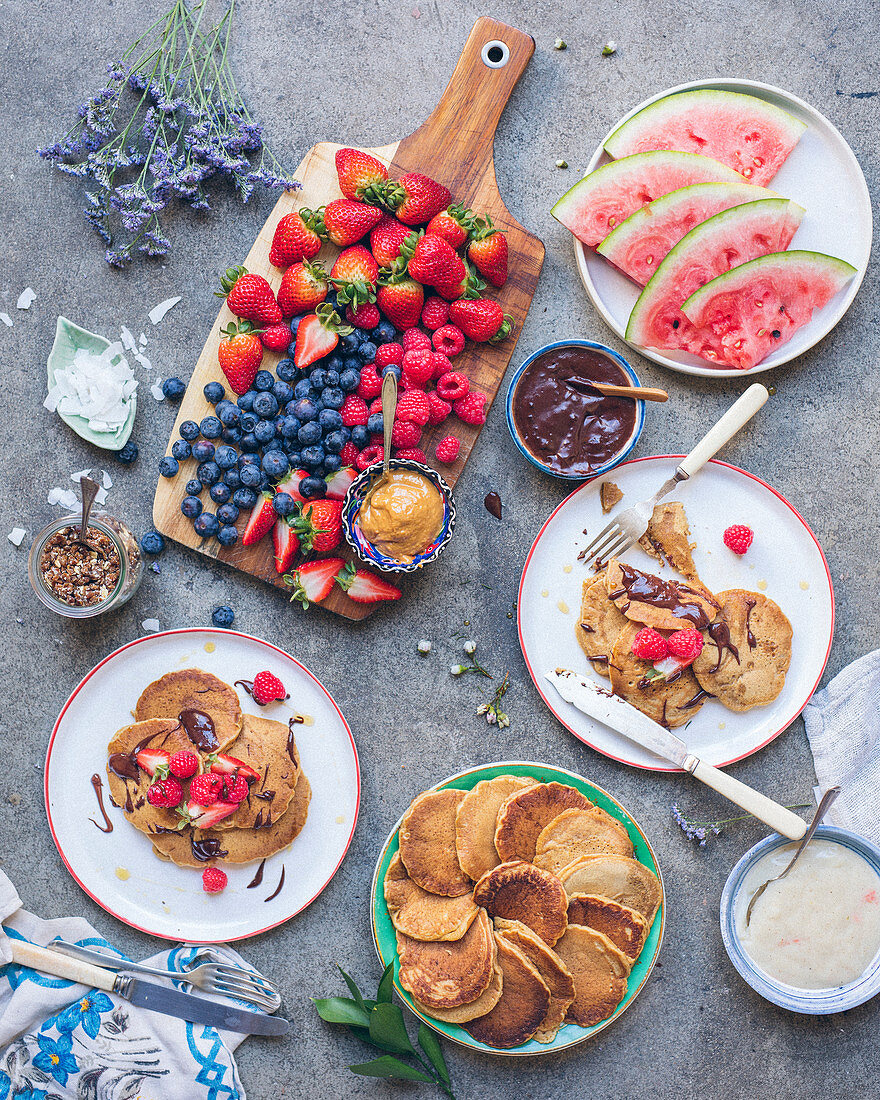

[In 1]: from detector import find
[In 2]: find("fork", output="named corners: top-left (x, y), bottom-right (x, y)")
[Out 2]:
top-left (579, 383), bottom-right (769, 569)
top-left (48, 941), bottom-right (282, 1012)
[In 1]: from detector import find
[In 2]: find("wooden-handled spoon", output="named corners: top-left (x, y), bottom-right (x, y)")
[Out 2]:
top-left (566, 377), bottom-right (668, 402)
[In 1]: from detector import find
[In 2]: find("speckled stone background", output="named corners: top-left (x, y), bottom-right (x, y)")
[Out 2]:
top-left (1, 0), bottom-right (878, 1096)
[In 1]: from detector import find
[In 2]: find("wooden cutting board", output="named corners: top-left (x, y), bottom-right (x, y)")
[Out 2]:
top-left (153, 17), bottom-right (545, 620)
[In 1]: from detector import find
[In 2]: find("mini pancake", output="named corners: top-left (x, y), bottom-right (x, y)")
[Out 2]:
top-left (533, 807), bottom-right (634, 875)
top-left (576, 573), bottom-right (629, 680)
top-left (494, 782), bottom-right (593, 863)
top-left (399, 788), bottom-right (471, 897)
top-left (472, 861), bottom-right (568, 947)
top-left (567, 893), bottom-right (649, 962)
top-left (414, 962), bottom-right (503, 1024)
top-left (605, 559), bottom-right (719, 632)
top-left (106, 718), bottom-right (196, 837)
top-left (494, 918), bottom-right (575, 1043)
top-left (554, 924), bottom-right (630, 1027)
top-left (396, 908), bottom-right (495, 1009)
top-left (464, 934), bottom-right (551, 1048)
top-left (455, 775), bottom-right (536, 881)
top-left (558, 854), bottom-right (662, 925)
top-left (211, 714), bottom-right (300, 831)
top-left (610, 620), bottom-right (705, 728)
top-left (384, 853), bottom-right (479, 942)
top-left (637, 502), bottom-right (702, 585)
top-left (135, 669), bottom-right (242, 753)
top-left (692, 589), bottom-right (792, 711)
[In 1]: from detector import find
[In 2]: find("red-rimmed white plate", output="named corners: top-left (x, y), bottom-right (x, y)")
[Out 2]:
top-left (518, 456), bottom-right (834, 771)
top-left (45, 628), bottom-right (360, 941)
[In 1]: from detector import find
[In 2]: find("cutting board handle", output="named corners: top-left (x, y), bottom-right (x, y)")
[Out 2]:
top-left (408, 17), bottom-right (535, 182)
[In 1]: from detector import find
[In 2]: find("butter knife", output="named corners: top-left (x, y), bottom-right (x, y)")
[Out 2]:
top-left (546, 668), bottom-right (807, 840)
top-left (9, 941), bottom-right (289, 1036)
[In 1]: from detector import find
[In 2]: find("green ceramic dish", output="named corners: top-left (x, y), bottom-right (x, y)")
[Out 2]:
top-left (370, 760), bottom-right (665, 1056)
top-left (46, 316), bottom-right (137, 450)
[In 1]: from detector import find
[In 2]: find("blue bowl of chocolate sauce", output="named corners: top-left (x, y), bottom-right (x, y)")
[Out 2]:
top-left (506, 340), bottom-right (645, 480)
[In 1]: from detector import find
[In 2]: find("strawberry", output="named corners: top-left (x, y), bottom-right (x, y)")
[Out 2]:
top-left (340, 394), bottom-right (370, 426)
top-left (147, 777), bottom-right (183, 808)
top-left (434, 262), bottom-right (486, 302)
top-left (453, 390), bottom-right (488, 425)
top-left (426, 391), bottom-right (452, 425)
top-left (335, 147), bottom-right (388, 203)
top-left (336, 560), bottom-right (402, 603)
top-left (242, 493), bottom-right (276, 546)
top-left (330, 244), bottom-right (379, 286)
top-left (273, 516), bottom-right (300, 574)
top-left (426, 202), bottom-right (474, 249)
top-left (286, 557), bottom-right (346, 608)
top-left (467, 216), bottom-right (509, 287)
top-left (218, 321), bottom-right (263, 395)
top-left (305, 199), bottom-right (381, 247)
top-left (356, 364), bottom-right (383, 400)
top-left (202, 867), bottom-right (228, 893)
top-left (369, 215), bottom-right (413, 267)
top-left (435, 435), bottom-right (460, 463)
top-left (217, 267), bottom-right (282, 325)
top-left (391, 419), bottom-right (422, 448)
top-left (356, 443), bottom-right (384, 470)
top-left (448, 298), bottom-right (513, 343)
top-left (269, 211), bottom-right (322, 268)
top-left (206, 752), bottom-right (261, 781)
top-left (376, 276), bottom-right (424, 330)
top-left (136, 748), bottom-right (171, 778)
top-left (396, 390), bottom-right (431, 427)
top-left (432, 324), bottom-right (465, 357)
top-left (178, 798), bottom-right (238, 830)
top-left (421, 296), bottom-right (450, 330)
top-left (252, 670), bottom-right (288, 705)
top-left (381, 172), bottom-right (451, 226)
top-left (394, 447), bottom-right (427, 463)
top-left (189, 773), bottom-right (223, 807)
top-left (277, 259), bottom-right (328, 318)
top-left (260, 323), bottom-right (292, 352)
top-left (169, 751), bottom-right (199, 779)
top-left (347, 302), bottom-right (380, 329)
top-left (293, 304), bottom-right (353, 369)
top-left (325, 467), bottom-right (357, 499)
top-left (219, 773), bottom-right (249, 803)
top-left (375, 343), bottom-right (403, 368)
top-left (340, 440), bottom-right (359, 465)
top-left (276, 468), bottom-right (309, 503)
top-left (400, 232), bottom-right (461, 288)
top-left (298, 499), bottom-right (343, 552)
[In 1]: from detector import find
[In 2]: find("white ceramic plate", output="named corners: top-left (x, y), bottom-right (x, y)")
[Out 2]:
top-left (574, 78), bottom-right (872, 377)
top-left (518, 456), bottom-right (834, 770)
top-left (45, 628), bottom-right (360, 942)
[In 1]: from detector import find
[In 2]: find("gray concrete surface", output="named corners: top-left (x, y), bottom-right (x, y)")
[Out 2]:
top-left (1, 0), bottom-right (878, 1096)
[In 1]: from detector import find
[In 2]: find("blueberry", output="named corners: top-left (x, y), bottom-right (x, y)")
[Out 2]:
top-left (199, 416), bottom-right (223, 439)
top-left (214, 444), bottom-right (238, 470)
top-left (179, 420), bottom-right (200, 441)
top-left (217, 502), bottom-right (240, 525)
top-left (221, 426), bottom-right (242, 445)
top-left (239, 411), bottom-right (258, 433)
top-left (217, 524), bottom-right (239, 547)
top-left (323, 453), bottom-right (342, 473)
top-left (260, 474), bottom-right (274, 492)
top-left (191, 439), bottom-right (215, 462)
top-left (197, 460), bottom-right (222, 486)
top-left (114, 439), bottom-right (139, 464)
top-left (298, 421), bottom-right (322, 446)
top-left (171, 438), bottom-right (191, 461)
top-left (338, 426), bottom-right (351, 443)
top-left (193, 512), bottom-right (220, 538)
top-left (159, 377), bottom-right (185, 403)
top-left (323, 369), bottom-right (340, 387)
top-left (341, 332), bottom-right (360, 353)
top-left (309, 367), bottom-right (327, 390)
top-left (358, 340), bottom-right (377, 363)
top-left (324, 430), bottom-right (346, 454)
top-left (239, 463), bottom-right (263, 488)
top-left (312, 397), bottom-right (325, 412)
top-left (293, 398), bottom-right (318, 422)
top-left (367, 413), bottom-right (384, 435)
top-left (381, 363), bottom-right (402, 381)
top-left (238, 452), bottom-right (260, 466)
top-left (261, 450), bottom-right (289, 480)
top-left (237, 391), bottom-right (256, 412)
top-left (217, 402), bottom-right (241, 427)
top-left (279, 415), bottom-right (301, 439)
top-left (300, 446), bottom-right (325, 470)
top-left (239, 432), bottom-right (260, 453)
top-left (289, 315), bottom-right (303, 336)
top-left (212, 605), bottom-right (235, 628)
top-left (185, 478), bottom-right (203, 496)
top-left (203, 381), bottom-right (226, 404)
top-left (253, 370), bottom-right (274, 392)
top-left (209, 482), bottom-right (232, 504)
top-left (351, 425), bottom-right (370, 448)
top-left (269, 380), bottom-right (291, 404)
top-left (254, 419), bottom-right (277, 445)
top-left (223, 467), bottom-right (242, 489)
top-left (322, 386), bottom-right (345, 410)
top-left (158, 455), bottom-right (179, 478)
top-left (233, 487), bottom-right (258, 510)
top-left (273, 491), bottom-right (296, 516)
top-left (276, 358), bottom-right (297, 382)
top-left (140, 530), bottom-right (165, 555)
top-left (299, 474), bottom-right (327, 498)
top-left (325, 288), bottom-right (339, 308)
top-left (282, 442), bottom-right (301, 459)
top-left (326, 354), bottom-right (343, 373)
top-left (253, 392), bottom-right (279, 418)
top-left (181, 495), bottom-right (203, 519)
top-left (293, 378), bottom-right (312, 400)
top-left (343, 355), bottom-right (361, 374)
top-left (339, 368), bottom-right (360, 393)
top-left (373, 320), bottom-right (396, 344)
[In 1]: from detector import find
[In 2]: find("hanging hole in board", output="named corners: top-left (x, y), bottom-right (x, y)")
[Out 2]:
top-left (481, 41), bottom-right (509, 68)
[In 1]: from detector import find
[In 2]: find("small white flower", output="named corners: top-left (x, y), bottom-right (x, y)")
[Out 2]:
top-left (486, 710), bottom-right (497, 725)
top-left (476, 703), bottom-right (490, 715)
top-left (601, 39), bottom-right (617, 55)
top-left (463, 640), bottom-right (476, 655)
top-left (450, 664), bottom-right (464, 676)
top-left (554, 38), bottom-right (567, 50)
top-left (498, 713), bottom-right (510, 729)
top-left (417, 640), bottom-right (432, 655)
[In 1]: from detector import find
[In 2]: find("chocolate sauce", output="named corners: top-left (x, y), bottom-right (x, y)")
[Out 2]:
top-left (579, 621), bottom-right (595, 633)
top-left (124, 787), bottom-right (134, 813)
top-left (254, 789), bottom-right (275, 801)
top-left (744, 598), bottom-right (757, 649)
top-left (707, 621), bottom-right (741, 673)
top-left (235, 679), bottom-right (290, 705)
top-left (150, 825), bottom-right (178, 834)
top-left (681, 688), bottom-right (716, 710)
top-left (638, 669), bottom-right (682, 689)
top-left (89, 774), bottom-right (114, 833)
top-left (511, 346), bottom-right (638, 476)
top-left (484, 492), bottom-right (503, 519)
top-left (616, 564), bottom-right (716, 629)
top-left (264, 866), bottom-right (285, 902)
top-left (287, 719), bottom-right (301, 763)
top-left (108, 729), bottom-right (168, 781)
top-left (247, 858), bottom-right (267, 889)
top-left (253, 809), bottom-right (273, 830)
top-left (179, 709), bottom-right (218, 752)
top-left (191, 837), bottom-right (228, 862)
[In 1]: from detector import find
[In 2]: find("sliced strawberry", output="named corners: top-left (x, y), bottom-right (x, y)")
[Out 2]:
top-left (242, 494), bottom-right (276, 547)
top-left (276, 468), bottom-right (309, 503)
top-left (335, 561), bottom-right (402, 603)
top-left (293, 305), bottom-right (352, 370)
top-left (136, 748), bottom-right (171, 777)
top-left (206, 752), bottom-right (261, 782)
top-left (286, 557), bottom-right (346, 609)
top-left (273, 517), bottom-right (301, 574)
top-left (325, 467), bottom-right (357, 500)
top-left (177, 799), bottom-right (240, 830)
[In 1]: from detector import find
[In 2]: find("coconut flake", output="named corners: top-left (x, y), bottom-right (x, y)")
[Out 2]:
top-left (150, 377), bottom-right (165, 401)
top-left (141, 619), bottom-right (161, 633)
top-left (149, 296), bottom-right (182, 325)
top-left (139, 333), bottom-right (148, 346)
top-left (0, 313), bottom-right (12, 328)
top-left (17, 288), bottom-right (36, 310)
top-left (95, 486), bottom-right (108, 506)
top-left (70, 468), bottom-right (92, 483)
top-left (7, 528), bottom-right (26, 546)
top-left (119, 326), bottom-right (136, 351)
top-left (134, 350), bottom-right (152, 370)
top-left (47, 487), bottom-right (79, 510)
top-left (101, 470), bottom-right (113, 490)
top-left (45, 345), bottom-right (137, 431)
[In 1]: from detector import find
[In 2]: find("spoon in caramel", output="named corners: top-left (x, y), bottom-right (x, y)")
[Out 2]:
top-left (566, 377), bottom-right (668, 402)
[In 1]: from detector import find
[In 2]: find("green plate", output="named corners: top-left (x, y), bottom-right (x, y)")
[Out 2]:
top-left (370, 760), bottom-right (665, 1057)
top-left (46, 316), bottom-right (137, 451)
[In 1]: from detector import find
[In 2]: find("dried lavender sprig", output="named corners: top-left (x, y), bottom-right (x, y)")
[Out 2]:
top-left (671, 802), bottom-right (811, 848)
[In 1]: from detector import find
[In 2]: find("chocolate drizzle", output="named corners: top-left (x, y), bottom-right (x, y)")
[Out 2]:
top-left (286, 719), bottom-right (301, 763)
top-left (89, 774), bottom-right (113, 833)
top-left (707, 621), bottom-right (741, 673)
top-left (108, 729), bottom-right (162, 781)
top-left (484, 492), bottom-right (502, 519)
top-left (235, 679), bottom-right (290, 705)
top-left (579, 621), bottom-right (595, 633)
top-left (178, 709), bottom-right (218, 752)
top-left (253, 809), bottom-right (273, 830)
top-left (264, 866), bottom-right (285, 902)
top-left (615, 564), bottom-right (717, 629)
top-left (681, 688), bottom-right (716, 710)
top-left (745, 598), bottom-right (757, 649)
top-left (191, 837), bottom-right (228, 862)
top-left (247, 859), bottom-right (267, 889)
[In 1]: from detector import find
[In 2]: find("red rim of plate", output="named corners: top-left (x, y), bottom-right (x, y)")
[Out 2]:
top-left (44, 627), bottom-right (361, 942)
top-left (517, 455), bottom-right (835, 772)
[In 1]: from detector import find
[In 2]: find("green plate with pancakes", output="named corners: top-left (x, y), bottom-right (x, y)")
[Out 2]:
top-left (370, 760), bottom-right (665, 1056)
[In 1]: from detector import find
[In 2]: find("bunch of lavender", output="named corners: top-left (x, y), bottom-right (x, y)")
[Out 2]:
top-left (672, 802), bottom-right (811, 848)
top-left (39, 0), bottom-right (296, 267)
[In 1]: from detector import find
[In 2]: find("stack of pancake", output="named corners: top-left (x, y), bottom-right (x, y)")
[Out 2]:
top-left (105, 669), bottom-right (310, 871)
top-left (384, 776), bottom-right (661, 1048)
top-left (577, 502), bottom-right (793, 727)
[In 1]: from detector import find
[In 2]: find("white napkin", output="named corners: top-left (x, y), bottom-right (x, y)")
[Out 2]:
top-left (802, 648), bottom-right (880, 845)
top-left (0, 869), bottom-right (252, 1099)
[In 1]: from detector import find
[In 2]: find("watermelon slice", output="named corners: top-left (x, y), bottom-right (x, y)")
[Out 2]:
top-left (596, 181), bottom-right (772, 286)
top-left (626, 199), bottom-right (806, 368)
top-left (680, 251), bottom-right (856, 369)
top-left (551, 150), bottom-right (748, 248)
top-left (604, 89), bottom-right (806, 187)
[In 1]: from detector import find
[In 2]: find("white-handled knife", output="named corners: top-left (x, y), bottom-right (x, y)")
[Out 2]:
top-left (546, 668), bottom-right (807, 840)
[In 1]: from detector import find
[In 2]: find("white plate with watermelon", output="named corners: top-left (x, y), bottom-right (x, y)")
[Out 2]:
top-left (560, 79), bottom-right (871, 377)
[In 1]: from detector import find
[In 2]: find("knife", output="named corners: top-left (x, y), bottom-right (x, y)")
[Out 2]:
top-left (546, 668), bottom-right (807, 840)
top-left (9, 941), bottom-right (289, 1036)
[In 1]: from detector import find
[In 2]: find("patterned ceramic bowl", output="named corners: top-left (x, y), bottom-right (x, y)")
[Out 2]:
top-left (341, 459), bottom-right (456, 573)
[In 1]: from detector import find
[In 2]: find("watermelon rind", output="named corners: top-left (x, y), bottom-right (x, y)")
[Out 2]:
top-left (551, 150), bottom-right (749, 248)
top-left (604, 89), bottom-right (806, 187)
top-left (597, 180), bottom-right (774, 286)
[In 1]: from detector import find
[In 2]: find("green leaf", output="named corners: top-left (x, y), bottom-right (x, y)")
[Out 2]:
top-left (376, 962), bottom-right (394, 1004)
top-left (347, 1024), bottom-right (403, 1054)
top-left (337, 965), bottom-right (367, 1014)
top-left (368, 1002), bottom-right (415, 1054)
top-left (312, 996), bottom-right (370, 1028)
top-left (349, 1055), bottom-right (433, 1082)
top-left (418, 1023), bottom-right (451, 1086)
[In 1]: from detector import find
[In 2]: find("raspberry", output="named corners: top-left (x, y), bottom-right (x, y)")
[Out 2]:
top-left (401, 348), bottom-right (434, 386)
top-left (667, 628), bottom-right (704, 664)
top-left (190, 773), bottom-right (223, 807)
top-left (394, 448), bottom-right (427, 463)
top-left (399, 375), bottom-right (426, 393)
top-left (369, 397), bottom-right (384, 415)
top-left (630, 628), bottom-right (669, 661)
top-left (168, 751), bottom-right (198, 779)
top-left (202, 867), bottom-right (228, 894)
top-left (427, 391), bottom-right (452, 425)
top-left (340, 394), bottom-right (369, 426)
top-left (375, 342), bottom-right (403, 368)
top-left (391, 419), bottom-right (422, 448)
top-left (252, 670), bottom-right (287, 705)
top-left (340, 440), bottom-right (359, 465)
top-left (431, 352), bottom-right (452, 379)
top-left (219, 774), bottom-right (249, 803)
top-left (147, 777), bottom-right (182, 808)
top-left (435, 435), bottom-right (461, 463)
top-left (356, 443), bottom-right (384, 470)
top-left (436, 371), bottom-right (469, 401)
top-left (396, 390), bottom-right (431, 427)
top-left (402, 327), bottom-right (432, 352)
top-left (432, 324), bottom-right (465, 357)
top-left (723, 524), bottom-right (753, 555)
top-left (453, 390), bottom-right (487, 425)
top-left (421, 296), bottom-right (450, 330)
top-left (346, 302), bottom-right (380, 329)
top-left (356, 364), bottom-right (382, 400)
